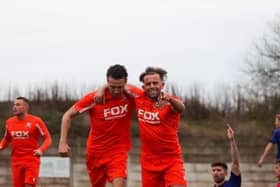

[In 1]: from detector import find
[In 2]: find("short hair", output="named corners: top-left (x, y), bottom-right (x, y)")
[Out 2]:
top-left (276, 114), bottom-right (280, 121)
top-left (106, 64), bottom-right (128, 79)
top-left (275, 160), bottom-right (280, 165)
top-left (16, 96), bottom-right (30, 105)
top-left (139, 67), bottom-right (168, 83)
top-left (211, 162), bottom-right (228, 171)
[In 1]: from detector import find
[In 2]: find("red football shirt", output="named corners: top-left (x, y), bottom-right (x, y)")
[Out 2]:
top-left (74, 90), bottom-right (135, 156)
top-left (0, 114), bottom-right (52, 163)
top-left (134, 92), bottom-right (183, 169)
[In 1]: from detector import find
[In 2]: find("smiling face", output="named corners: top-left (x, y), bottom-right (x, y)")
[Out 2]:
top-left (142, 73), bottom-right (164, 100)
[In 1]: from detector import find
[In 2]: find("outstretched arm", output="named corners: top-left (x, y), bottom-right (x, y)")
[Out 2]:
top-left (257, 142), bottom-right (273, 167)
top-left (227, 124), bottom-right (241, 176)
top-left (58, 106), bottom-right (79, 157)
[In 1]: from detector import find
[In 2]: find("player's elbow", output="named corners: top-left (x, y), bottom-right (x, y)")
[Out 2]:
top-left (176, 104), bottom-right (186, 113)
top-left (181, 104), bottom-right (186, 112)
top-left (62, 106), bottom-right (77, 122)
top-left (45, 136), bottom-right (52, 149)
top-left (62, 111), bottom-right (73, 125)
top-left (48, 136), bottom-right (53, 147)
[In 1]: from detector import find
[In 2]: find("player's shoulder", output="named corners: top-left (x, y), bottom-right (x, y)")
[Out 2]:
top-left (6, 116), bottom-right (17, 123)
top-left (126, 84), bottom-right (143, 97)
top-left (82, 91), bottom-right (95, 98)
top-left (26, 114), bottom-right (44, 122)
top-left (83, 91), bottom-right (96, 101)
top-left (126, 90), bottom-right (143, 99)
top-left (75, 92), bottom-right (95, 104)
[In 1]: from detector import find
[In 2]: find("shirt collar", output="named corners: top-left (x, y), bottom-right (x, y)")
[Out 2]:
top-left (214, 180), bottom-right (226, 187)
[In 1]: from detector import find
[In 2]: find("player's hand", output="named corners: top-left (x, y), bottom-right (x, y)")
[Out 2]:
top-left (226, 123), bottom-right (234, 140)
top-left (94, 85), bottom-right (106, 104)
top-left (58, 142), bottom-right (71, 157)
top-left (0, 145), bottom-right (3, 150)
top-left (257, 159), bottom-right (263, 168)
top-left (159, 92), bottom-right (172, 102)
top-left (94, 95), bottom-right (105, 104)
top-left (33, 149), bottom-right (43, 157)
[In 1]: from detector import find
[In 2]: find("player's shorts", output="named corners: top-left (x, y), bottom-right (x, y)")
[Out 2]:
top-left (12, 161), bottom-right (39, 187)
top-left (86, 151), bottom-right (128, 187)
top-left (141, 157), bottom-right (187, 187)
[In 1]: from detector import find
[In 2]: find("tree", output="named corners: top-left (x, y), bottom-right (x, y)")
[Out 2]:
top-left (246, 16), bottom-right (280, 95)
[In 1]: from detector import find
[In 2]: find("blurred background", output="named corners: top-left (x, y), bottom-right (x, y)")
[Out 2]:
top-left (0, 0), bottom-right (280, 186)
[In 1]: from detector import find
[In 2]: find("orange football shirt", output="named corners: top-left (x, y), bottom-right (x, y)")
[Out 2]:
top-left (0, 114), bottom-right (51, 163)
top-left (135, 92), bottom-right (183, 169)
top-left (74, 90), bottom-right (135, 156)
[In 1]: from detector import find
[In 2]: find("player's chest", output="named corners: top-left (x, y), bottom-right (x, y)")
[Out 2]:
top-left (91, 100), bottom-right (133, 120)
top-left (7, 121), bottom-right (37, 138)
top-left (136, 101), bottom-right (169, 122)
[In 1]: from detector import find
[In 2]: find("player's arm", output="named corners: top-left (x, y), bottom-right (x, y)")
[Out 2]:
top-left (125, 83), bottom-right (143, 96)
top-left (94, 83), bottom-right (143, 103)
top-left (257, 142), bottom-right (273, 167)
top-left (0, 126), bottom-right (11, 150)
top-left (34, 120), bottom-right (52, 156)
top-left (227, 124), bottom-right (241, 176)
top-left (58, 105), bottom-right (79, 157)
top-left (161, 94), bottom-right (185, 113)
top-left (94, 84), bottom-right (107, 104)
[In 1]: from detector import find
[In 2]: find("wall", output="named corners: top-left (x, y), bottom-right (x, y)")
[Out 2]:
top-left (0, 137), bottom-right (278, 187)
top-left (0, 154), bottom-right (277, 187)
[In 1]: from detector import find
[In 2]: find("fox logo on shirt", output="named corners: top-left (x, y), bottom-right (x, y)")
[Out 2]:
top-left (103, 104), bottom-right (128, 120)
top-left (11, 131), bottom-right (29, 139)
top-left (138, 109), bottom-right (160, 125)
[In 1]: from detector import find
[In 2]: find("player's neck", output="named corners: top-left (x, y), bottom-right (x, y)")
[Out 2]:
top-left (146, 95), bottom-right (159, 102)
top-left (214, 180), bottom-right (226, 187)
top-left (16, 113), bottom-right (28, 120)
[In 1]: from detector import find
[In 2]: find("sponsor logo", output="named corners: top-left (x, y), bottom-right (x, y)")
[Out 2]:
top-left (11, 131), bottom-right (29, 139)
top-left (103, 104), bottom-right (128, 120)
top-left (138, 109), bottom-right (160, 124)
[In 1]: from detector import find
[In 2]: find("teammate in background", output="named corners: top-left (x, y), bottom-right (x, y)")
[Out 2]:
top-left (211, 124), bottom-right (241, 187)
top-left (258, 114), bottom-right (280, 167)
top-left (274, 160), bottom-right (280, 187)
top-left (58, 64), bottom-right (138, 187)
top-left (0, 97), bottom-right (52, 187)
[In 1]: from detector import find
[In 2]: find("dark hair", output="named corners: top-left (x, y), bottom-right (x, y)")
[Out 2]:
top-left (275, 160), bottom-right (280, 165)
top-left (139, 67), bottom-right (167, 82)
top-left (106, 64), bottom-right (128, 79)
top-left (211, 162), bottom-right (228, 171)
top-left (16, 96), bottom-right (30, 105)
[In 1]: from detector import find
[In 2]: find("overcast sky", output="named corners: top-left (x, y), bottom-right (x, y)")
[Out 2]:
top-left (0, 0), bottom-right (279, 96)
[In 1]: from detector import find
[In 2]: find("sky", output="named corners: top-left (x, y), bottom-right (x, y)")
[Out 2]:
top-left (0, 0), bottom-right (279, 97)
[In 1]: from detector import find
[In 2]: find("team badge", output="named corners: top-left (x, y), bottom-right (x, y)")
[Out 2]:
top-left (26, 122), bottom-right (32, 128)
